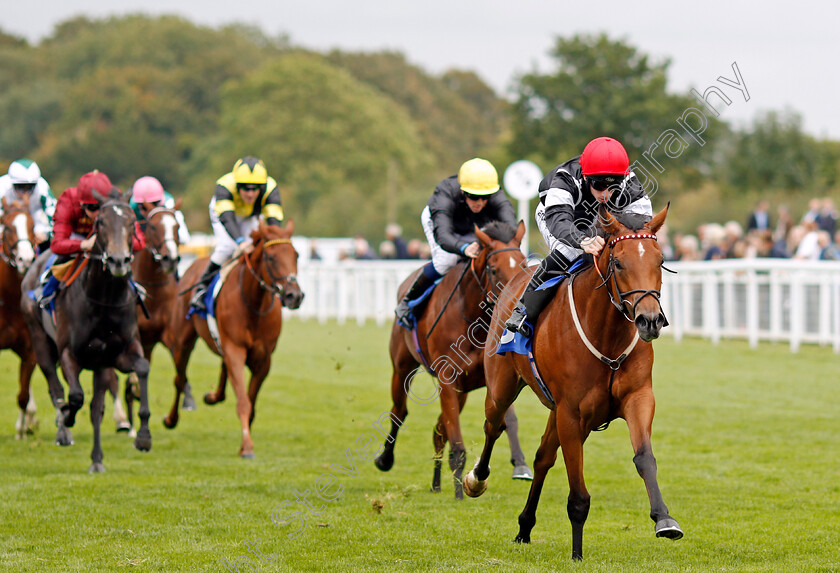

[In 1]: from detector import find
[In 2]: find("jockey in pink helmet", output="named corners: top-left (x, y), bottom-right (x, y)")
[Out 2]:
top-left (128, 176), bottom-right (191, 244)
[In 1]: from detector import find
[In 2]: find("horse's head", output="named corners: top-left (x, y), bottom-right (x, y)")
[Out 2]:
top-left (474, 220), bottom-right (527, 302)
top-left (251, 219), bottom-right (304, 309)
top-left (0, 198), bottom-right (37, 273)
top-left (597, 203), bottom-right (670, 342)
top-left (142, 198), bottom-right (182, 274)
top-left (91, 188), bottom-right (136, 278)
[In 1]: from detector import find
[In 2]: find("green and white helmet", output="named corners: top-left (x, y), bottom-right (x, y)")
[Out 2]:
top-left (8, 159), bottom-right (41, 185)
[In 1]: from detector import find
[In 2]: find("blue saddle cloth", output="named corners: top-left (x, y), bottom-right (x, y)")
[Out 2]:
top-left (496, 257), bottom-right (588, 357)
top-left (399, 278), bottom-right (442, 331)
top-left (186, 273), bottom-right (222, 320)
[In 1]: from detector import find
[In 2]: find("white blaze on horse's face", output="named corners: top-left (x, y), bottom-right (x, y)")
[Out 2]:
top-left (161, 212), bottom-right (179, 257)
top-left (509, 255), bottom-right (516, 269)
top-left (12, 213), bottom-right (35, 268)
top-left (638, 243), bottom-right (646, 258)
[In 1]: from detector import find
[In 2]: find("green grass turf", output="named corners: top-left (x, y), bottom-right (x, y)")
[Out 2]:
top-left (0, 320), bottom-right (838, 572)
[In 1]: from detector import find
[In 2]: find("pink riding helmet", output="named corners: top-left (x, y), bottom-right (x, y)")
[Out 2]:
top-left (132, 176), bottom-right (165, 203)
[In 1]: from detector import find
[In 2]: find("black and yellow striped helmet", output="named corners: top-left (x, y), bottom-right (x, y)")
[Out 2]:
top-left (232, 156), bottom-right (268, 185)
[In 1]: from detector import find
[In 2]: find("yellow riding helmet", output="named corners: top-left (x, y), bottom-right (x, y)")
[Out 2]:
top-left (458, 158), bottom-right (499, 195)
top-left (232, 156), bottom-right (268, 185)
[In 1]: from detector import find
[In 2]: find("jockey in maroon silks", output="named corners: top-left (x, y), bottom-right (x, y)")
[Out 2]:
top-left (39, 171), bottom-right (144, 307)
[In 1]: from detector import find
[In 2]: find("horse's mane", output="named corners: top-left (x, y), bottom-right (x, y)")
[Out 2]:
top-left (480, 221), bottom-right (517, 243)
top-left (597, 205), bottom-right (652, 235)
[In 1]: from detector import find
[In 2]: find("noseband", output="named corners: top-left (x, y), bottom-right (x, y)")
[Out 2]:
top-left (594, 233), bottom-right (670, 323)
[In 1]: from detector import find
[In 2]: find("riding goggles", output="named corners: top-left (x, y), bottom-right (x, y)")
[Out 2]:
top-left (82, 203), bottom-right (101, 212)
top-left (463, 191), bottom-right (490, 202)
top-left (588, 175), bottom-right (624, 191)
top-left (13, 183), bottom-right (36, 194)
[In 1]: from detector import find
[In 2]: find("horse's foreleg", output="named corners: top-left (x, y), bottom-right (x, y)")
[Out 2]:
top-left (164, 333), bottom-right (196, 429)
top-left (431, 416), bottom-right (446, 493)
top-left (515, 410), bottom-right (561, 545)
top-left (109, 371), bottom-right (131, 433)
top-left (58, 348), bottom-right (84, 428)
top-left (116, 342), bottom-right (151, 452)
top-left (374, 352), bottom-right (417, 473)
top-left (222, 345), bottom-right (253, 458)
top-left (439, 386), bottom-right (467, 500)
top-left (204, 364), bottom-right (227, 405)
top-left (88, 369), bottom-right (110, 473)
top-left (464, 360), bottom-right (520, 496)
top-left (15, 354), bottom-right (38, 439)
top-left (555, 408), bottom-right (590, 560)
top-left (623, 390), bottom-right (683, 540)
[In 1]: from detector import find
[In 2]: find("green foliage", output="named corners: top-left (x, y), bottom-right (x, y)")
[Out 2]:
top-left (509, 34), bottom-right (724, 180)
top-left (1, 323), bottom-right (839, 571)
top-left (187, 52), bottom-right (434, 236)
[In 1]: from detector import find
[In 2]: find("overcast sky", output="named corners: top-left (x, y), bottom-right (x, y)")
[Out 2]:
top-left (5, 1), bottom-right (839, 139)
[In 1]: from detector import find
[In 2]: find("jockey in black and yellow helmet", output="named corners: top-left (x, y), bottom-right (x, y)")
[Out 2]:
top-left (189, 156), bottom-right (285, 312)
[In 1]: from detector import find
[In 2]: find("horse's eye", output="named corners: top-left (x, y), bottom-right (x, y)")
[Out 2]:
top-left (614, 259), bottom-right (623, 271)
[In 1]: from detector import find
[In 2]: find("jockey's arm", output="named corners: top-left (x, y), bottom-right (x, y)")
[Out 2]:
top-left (487, 192), bottom-right (518, 228)
top-left (214, 184), bottom-right (244, 242)
top-left (543, 187), bottom-right (584, 249)
top-left (430, 196), bottom-right (469, 255)
top-left (49, 196), bottom-right (82, 256)
top-left (262, 186), bottom-right (284, 226)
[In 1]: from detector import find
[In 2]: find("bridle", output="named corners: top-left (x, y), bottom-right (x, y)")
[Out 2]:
top-left (0, 209), bottom-right (35, 271)
top-left (142, 206), bottom-right (181, 268)
top-left (594, 232), bottom-right (672, 324)
top-left (85, 201), bottom-right (136, 270)
top-left (470, 246), bottom-right (523, 304)
top-left (241, 237), bottom-right (299, 312)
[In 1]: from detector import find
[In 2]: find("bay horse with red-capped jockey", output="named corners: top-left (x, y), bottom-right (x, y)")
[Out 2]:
top-left (164, 221), bottom-right (303, 458)
top-left (0, 200), bottom-right (38, 438)
top-left (464, 205), bottom-right (682, 560)
top-left (374, 221), bottom-right (533, 499)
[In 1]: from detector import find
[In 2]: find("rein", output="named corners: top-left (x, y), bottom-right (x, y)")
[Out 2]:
top-left (240, 237), bottom-right (298, 314)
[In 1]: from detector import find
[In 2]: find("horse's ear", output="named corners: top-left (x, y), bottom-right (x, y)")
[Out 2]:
top-left (122, 186), bottom-right (132, 203)
top-left (91, 189), bottom-right (108, 204)
top-left (173, 197), bottom-right (183, 210)
top-left (474, 224), bottom-right (492, 248)
top-left (513, 220), bottom-right (526, 246)
top-left (598, 204), bottom-right (622, 235)
top-left (647, 202), bottom-right (670, 234)
top-left (284, 218), bottom-right (294, 235)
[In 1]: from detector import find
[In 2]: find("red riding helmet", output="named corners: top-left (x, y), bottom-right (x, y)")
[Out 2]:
top-left (580, 137), bottom-right (630, 176)
top-left (77, 171), bottom-right (113, 205)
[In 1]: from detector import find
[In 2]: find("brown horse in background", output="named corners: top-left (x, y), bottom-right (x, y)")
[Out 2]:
top-left (164, 221), bottom-right (303, 458)
top-left (464, 205), bottom-right (682, 559)
top-left (123, 202), bottom-right (195, 433)
top-left (0, 200), bottom-right (38, 438)
top-left (374, 221), bottom-right (530, 499)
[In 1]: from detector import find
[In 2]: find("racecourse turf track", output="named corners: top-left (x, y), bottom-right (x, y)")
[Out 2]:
top-left (0, 319), bottom-right (838, 572)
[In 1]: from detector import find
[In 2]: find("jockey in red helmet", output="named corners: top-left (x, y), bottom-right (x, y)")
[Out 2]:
top-left (505, 137), bottom-right (653, 337)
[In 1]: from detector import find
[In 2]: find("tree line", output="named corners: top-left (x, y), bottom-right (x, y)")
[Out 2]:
top-left (1, 16), bottom-right (837, 238)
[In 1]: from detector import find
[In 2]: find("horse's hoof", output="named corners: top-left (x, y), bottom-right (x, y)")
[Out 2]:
top-left (162, 415), bottom-right (177, 430)
top-left (512, 465), bottom-right (533, 481)
top-left (463, 470), bottom-right (488, 498)
top-left (63, 409), bottom-right (78, 428)
top-left (116, 421), bottom-right (132, 433)
top-left (88, 462), bottom-right (106, 473)
top-left (203, 392), bottom-right (223, 405)
top-left (373, 449), bottom-right (394, 472)
top-left (182, 394), bottom-right (197, 412)
top-left (454, 483), bottom-right (464, 500)
top-left (55, 428), bottom-right (74, 447)
top-left (134, 428), bottom-right (152, 452)
top-left (655, 518), bottom-right (684, 540)
top-left (430, 484), bottom-right (441, 493)
top-left (513, 534), bottom-right (530, 544)
top-left (240, 452), bottom-right (256, 460)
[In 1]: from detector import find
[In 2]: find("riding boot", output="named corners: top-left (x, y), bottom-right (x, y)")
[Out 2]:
top-left (38, 255), bottom-right (70, 309)
top-left (189, 261), bottom-right (222, 312)
top-left (395, 263), bottom-right (439, 329)
top-left (505, 254), bottom-right (569, 337)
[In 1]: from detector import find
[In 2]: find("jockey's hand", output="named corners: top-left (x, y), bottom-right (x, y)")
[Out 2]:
top-left (34, 232), bottom-right (47, 244)
top-left (80, 234), bottom-right (97, 251)
top-left (463, 242), bottom-right (480, 258)
top-left (239, 240), bottom-right (255, 255)
top-left (580, 236), bottom-right (605, 256)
